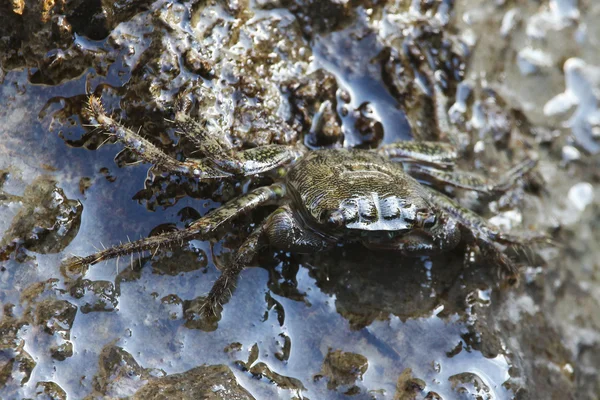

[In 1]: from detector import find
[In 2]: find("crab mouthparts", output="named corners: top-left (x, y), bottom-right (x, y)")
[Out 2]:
top-left (356, 228), bottom-right (412, 239)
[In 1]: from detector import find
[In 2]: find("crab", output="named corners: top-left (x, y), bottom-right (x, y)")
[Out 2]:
top-left (63, 94), bottom-right (541, 324)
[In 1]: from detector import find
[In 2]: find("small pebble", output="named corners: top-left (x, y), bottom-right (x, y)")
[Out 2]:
top-left (561, 145), bottom-right (581, 163)
top-left (489, 209), bottom-right (522, 230)
top-left (473, 140), bottom-right (485, 153)
top-left (500, 8), bottom-right (519, 37)
top-left (568, 182), bottom-right (594, 211)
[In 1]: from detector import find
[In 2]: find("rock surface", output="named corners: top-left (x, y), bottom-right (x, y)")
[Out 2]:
top-left (0, 0), bottom-right (599, 399)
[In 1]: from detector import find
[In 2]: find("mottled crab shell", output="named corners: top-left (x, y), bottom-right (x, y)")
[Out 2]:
top-left (286, 149), bottom-right (431, 231)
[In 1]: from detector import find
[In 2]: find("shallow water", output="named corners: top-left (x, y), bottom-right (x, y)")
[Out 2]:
top-left (1, 0), bottom-right (599, 399)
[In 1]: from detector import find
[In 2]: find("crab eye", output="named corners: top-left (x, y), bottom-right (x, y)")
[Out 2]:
top-left (423, 214), bottom-right (436, 229)
top-left (415, 208), bottom-right (437, 229)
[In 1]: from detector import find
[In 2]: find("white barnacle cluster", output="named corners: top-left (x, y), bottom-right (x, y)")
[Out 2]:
top-left (544, 58), bottom-right (600, 154)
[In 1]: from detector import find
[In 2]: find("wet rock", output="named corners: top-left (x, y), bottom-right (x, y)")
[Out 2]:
top-left (285, 69), bottom-right (342, 146)
top-left (472, 89), bottom-right (514, 144)
top-left (247, 362), bottom-right (305, 391)
top-left (50, 341), bottom-right (74, 362)
top-left (159, 294), bottom-right (183, 320)
top-left (0, 171), bottom-right (19, 203)
top-left (15, 282), bottom-right (78, 362)
top-left (274, 333), bottom-right (292, 362)
top-left (380, 3), bottom-right (470, 145)
top-left (69, 279), bottom-right (119, 313)
top-left (351, 102), bottom-right (385, 148)
top-left (0, 348), bottom-right (36, 395)
top-left (183, 47), bottom-right (214, 79)
top-left (147, 244), bottom-right (208, 276)
top-left (0, 0), bottom-right (159, 83)
top-left (448, 372), bottom-right (492, 399)
top-left (309, 100), bottom-right (343, 146)
top-left (0, 305), bottom-right (23, 350)
top-left (19, 278), bottom-right (60, 304)
top-left (232, 102), bottom-right (299, 147)
top-left (394, 368), bottom-right (427, 400)
top-left (35, 381), bottom-right (67, 400)
top-left (1, 0), bottom-right (599, 398)
top-left (576, 342), bottom-right (600, 397)
top-left (182, 295), bottom-right (221, 332)
top-left (235, 343), bottom-right (305, 391)
top-left (544, 59), bottom-right (600, 154)
top-left (0, 307), bottom-right (27, 393)
top-left (1, 4), bottom-right (83, 84)
top-left (0, 176), bottom-right (82, 261)
top-left (311, 15), bottom-right (416, 148)
top-left (91, 344), bottom-right (150, 398)
top-left (133, 364), bottom-right (255, 400)
top-left (33, 298), bottom-right (77, 361)
top-left (87, 344), bottom-right (255, 399)
top-left (494, 301), bottom-right (576, 398)
top-left (0, 0), bottom-right (78, 70)
top-left (279, 0), bottom-right (354, 36)
top-left (99, 0), bottom-right (156, 33)
top-left (317, 349), bottom-right (368, 392)
top-left (33, 299), bottom-right (77, 336)
top-left (224, 342), bottom-right (243, 354)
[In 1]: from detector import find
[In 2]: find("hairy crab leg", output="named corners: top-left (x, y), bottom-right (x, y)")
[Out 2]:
top-left (423, 185), bottom-right (541, 245)
top-left (430, 69), bottom-right (467, 150)
top-left (423, 186), bottom-right (547, 279)
top-left (173, 92), bottom-right (306, 175)
top-left (215, 144), bottom-right (306, 175)
top-left (200, 204), bottom-right (335, 319)
top-left (405, 159), bottom-right (537, 194)
top-left (62, 183), bottom-right (286, 276)
top-left (175, 105), bottom-right (305, 175)
top-left (199, 217), bottom-right (271, 318)
top-left (86, 96), bottom-right (231, 179)
top-left (172, 91), bottom-right (235, 158)
top-left (88, 96), bottom-right (303, 179)
top-left (406, 38), bottom-right (468, 150)
top-left (377, 141), bottom-right (458, 167)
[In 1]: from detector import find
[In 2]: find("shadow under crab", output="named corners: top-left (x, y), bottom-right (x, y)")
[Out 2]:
top-left (300, 244), bottom-right (530, 331)
top-left (62, 93), bottom-right (544, 328)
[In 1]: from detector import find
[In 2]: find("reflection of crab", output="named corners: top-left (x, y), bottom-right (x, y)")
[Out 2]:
top-left (64, 94), bottom-right (540, 324)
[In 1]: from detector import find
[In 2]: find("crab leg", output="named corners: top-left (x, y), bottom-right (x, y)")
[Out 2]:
top-left (423, 186), bottom-right (546, 279)
top-left (87, 96), bottom-right (302, 179)
top-left (86, 96), bottom-right (230, 179)
top-left (172, 92), bottom-right (235, 157)
top-left (430, 69), bottom-right (465, 149)
top-left (62, 183), bottom-right (286, 276)
top-left (175, 103), bottom-right (305, 175)
top-left (404, 38), bottom-right (467, 148)
top-left (207, 144), bottom-right (305, 176)
top-left (426, 187), bottom-right (518, 276)
top-left (424, 185), bottom-right (542, 245)
top-left (199, 217), bottom-right (271, 317)
top-left (406, 159), bottom-right (537, 194)
top-left (199, 204), bottom-right (336, 318)
top-left (378, 141), bottom-right (458, 166)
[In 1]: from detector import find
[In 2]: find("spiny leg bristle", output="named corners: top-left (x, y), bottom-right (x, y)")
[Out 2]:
top-left (86, 95), bottom-right (107, 120)
top-left (61, 254), bottom-right (91, 277)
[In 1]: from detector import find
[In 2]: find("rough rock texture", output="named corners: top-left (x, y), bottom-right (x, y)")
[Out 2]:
top-left (133, 364), bottom-right (255, 400)
top-left (0, 0), bottom-right (599, 399)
